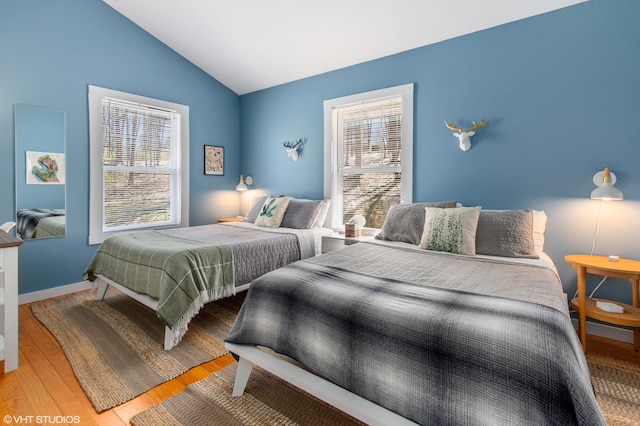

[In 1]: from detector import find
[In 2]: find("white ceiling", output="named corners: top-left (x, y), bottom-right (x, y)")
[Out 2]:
top-left (102, 0), bottom-right (587, 95)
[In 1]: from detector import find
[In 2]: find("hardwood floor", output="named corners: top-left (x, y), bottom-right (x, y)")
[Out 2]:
top-left (0, 303), bottom-right (235, 425)
top-left (1, 301), bottom-right (639, 425)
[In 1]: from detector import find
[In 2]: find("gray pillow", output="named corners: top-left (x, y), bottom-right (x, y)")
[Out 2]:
top-left (242, 195), bottom-right (268, 223)
top-left (375, 201), bottom-right (458, 245)
top-left (475, 210), bottom-right (537, 258)
top-left (281, 198), bottom-right (323, 229)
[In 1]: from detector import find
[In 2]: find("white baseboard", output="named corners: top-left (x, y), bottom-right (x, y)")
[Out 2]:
top-left (571, 318), bottom-right (633, 344)
top-left (19, 281), bottom-right (93, 305)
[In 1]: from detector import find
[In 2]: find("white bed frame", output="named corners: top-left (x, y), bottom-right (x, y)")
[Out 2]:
top-left (95, 274), bottom-right (250, 350)
top-left (224, 342), bottom-right (418, 426)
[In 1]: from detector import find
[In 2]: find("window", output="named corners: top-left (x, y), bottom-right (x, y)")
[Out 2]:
top-left (88, 86), bottom-right (189, 244)
top-left (323, 84), bottom-right (413, 229)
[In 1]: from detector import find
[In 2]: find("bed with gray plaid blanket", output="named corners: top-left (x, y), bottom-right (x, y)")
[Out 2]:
top-left (226, 242), bottom-right (605, 425)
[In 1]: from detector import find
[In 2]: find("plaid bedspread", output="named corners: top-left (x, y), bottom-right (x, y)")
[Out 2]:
top-left (226, 243), bottom-right (605, 425)
top-left (84, 224), bottom-right (301, 346)
top-left (16, 208), bottom-right (65, 239)
top-left (84, 231), bottom-right (235, 335)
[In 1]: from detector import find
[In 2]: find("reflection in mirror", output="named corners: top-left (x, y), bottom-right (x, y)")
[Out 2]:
top-left (14, 104), bottom-right (66, 240)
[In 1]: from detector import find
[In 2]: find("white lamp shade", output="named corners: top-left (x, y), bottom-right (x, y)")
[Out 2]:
top-left (591, 167), bottom-right (623, 200)
top-left (236, 175), bottom-right (248, 191)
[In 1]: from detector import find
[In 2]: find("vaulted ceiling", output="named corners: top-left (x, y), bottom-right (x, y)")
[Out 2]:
top-left (103, 0), bottom-right (587, 95)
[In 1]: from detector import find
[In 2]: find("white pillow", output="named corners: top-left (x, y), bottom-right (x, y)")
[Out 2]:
top-left (532, 210), bottom-right (547, 255)
top-left (418, 206), bottom-right (481, 255)
top-left (254, 197), bottom-right (291, 228)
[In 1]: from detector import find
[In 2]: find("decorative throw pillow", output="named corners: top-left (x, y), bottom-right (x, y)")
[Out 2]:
top-left (312, 199), bottom-right (331, 228)
top-left (375, 201), bottom-right (459, 245)
top-left (418, 206), bottom-right (481, 255)
top-left (475, 210), bottom-right (537, 258)
top-left (254, 197), bottom-right (290, 228)
top-left (280, 198), bottom-right (324, 229)
top-left (242, 195), bottom-right (268, 223)
top-left (532, 210), bottom-right (547, 255)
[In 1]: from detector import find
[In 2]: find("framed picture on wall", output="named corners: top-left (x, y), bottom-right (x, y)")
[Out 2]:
top-left (204, 145), bottom-right (224, 175)
top-left (26, 151), bottom-right (66, 184)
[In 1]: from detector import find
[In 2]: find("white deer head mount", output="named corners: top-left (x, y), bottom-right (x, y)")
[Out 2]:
top-left (283, 137), bottom-right (304, 161)
top-left (445, 120), bottom-right (487, 151)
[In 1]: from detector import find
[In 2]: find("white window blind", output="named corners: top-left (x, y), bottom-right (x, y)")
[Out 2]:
top-left (324, 84), bottom-right (413, 230)
top-left (88, 85), bottom-right (189, 245)
top-left (335, 97), bottom-right (403, 228)
top-left (101, 98), bottom-right (180, 231)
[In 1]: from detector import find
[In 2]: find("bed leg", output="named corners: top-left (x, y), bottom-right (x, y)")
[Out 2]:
top-left (95, 280), bottom-right (108, 300)
top-left (164, 326), bottom-right (176, 351)
top-left (232, 357), bottom-right (254, 397)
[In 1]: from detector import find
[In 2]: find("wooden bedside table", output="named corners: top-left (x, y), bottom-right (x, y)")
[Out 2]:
top-left (218, 216), bottom-right (244, 223)
top-left (565, 254), bottom-right (640, 352)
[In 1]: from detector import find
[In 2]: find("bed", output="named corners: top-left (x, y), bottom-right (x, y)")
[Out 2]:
top-left (84, 196), bottom-right (331, 350)
top-left (16, 208), bottom-right (65, 239)
top-left (32, 215), bottom-right (66, 238)
top-left (225, 205), bottom-right (606, 425)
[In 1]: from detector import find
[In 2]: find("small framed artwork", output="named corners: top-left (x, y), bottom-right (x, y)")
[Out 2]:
top-left (204, 145), bottom-right (224, 175)
top-left (26, 151), bottom-right (66, 184)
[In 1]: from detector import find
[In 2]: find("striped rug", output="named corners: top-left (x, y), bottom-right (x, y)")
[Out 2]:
top-left (587, 352), bottom-right (640, 426)
top-left (130, 351), bottom-right (640, 425)
top-left (31, 289), bottom-right (245, 412)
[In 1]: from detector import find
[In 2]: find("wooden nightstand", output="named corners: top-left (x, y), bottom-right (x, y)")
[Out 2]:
top-left (218, 216), bottom-right (244, 223)
top-left (565, 254), bottom-right (640, 352)
top-left (322, 231), bottom-right (375, 253)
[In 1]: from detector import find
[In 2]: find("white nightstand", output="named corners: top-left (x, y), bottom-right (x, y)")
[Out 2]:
top-left (322, 231), bottom-right (375, 253)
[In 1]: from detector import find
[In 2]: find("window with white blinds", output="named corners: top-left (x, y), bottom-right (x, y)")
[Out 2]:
top-left (88, 86), bottom-right (190, 244)
top-left (324, 84), bottom-right (414, 229)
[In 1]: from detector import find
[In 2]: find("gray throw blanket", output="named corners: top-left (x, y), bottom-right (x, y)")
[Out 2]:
top-left (226, 244), bottom-right (605, 425)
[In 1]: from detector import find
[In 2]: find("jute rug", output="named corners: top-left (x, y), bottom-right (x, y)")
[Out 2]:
top-left (31, 288), bottom-right (245, 412)
top-left (587, 352), bottom-right (640, 426)
top-left (130, 360), bottom-right (364, 426)
top-left (129, 351), bottom-right (640, 426)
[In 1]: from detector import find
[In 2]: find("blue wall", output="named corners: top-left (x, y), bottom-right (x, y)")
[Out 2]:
top-left (240, 0), bottom-right (640, 303)
top-left (2, 0), bottom-right (639, 306)
top-left (1, 0), bottom-right (241, 294)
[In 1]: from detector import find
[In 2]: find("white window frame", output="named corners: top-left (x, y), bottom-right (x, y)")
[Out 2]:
top-left (323, 83), bottom-right (414, 229)
top-left (88, 85), bottom-right (190, 245)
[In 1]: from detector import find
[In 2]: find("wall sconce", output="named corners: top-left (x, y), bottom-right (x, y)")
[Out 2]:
top-left (445, 120), bottom-right (487, 151)
top-left (591, 167), bottom-right (623, 201)
top-left (236, 175), bottom-right (252, 191)
top-left (589, 166), bottom-right (623, 255)
top-left (568, 166), bottom-right (625, 312)
top-left (283, 137), bottom-right (305, 161)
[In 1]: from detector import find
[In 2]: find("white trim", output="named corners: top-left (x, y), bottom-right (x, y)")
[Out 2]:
top-left (571, 318), bottom-right (634, 344)
top-left (323, 83), bottom-right (414, 229)
top-left (87, 85), bottom-right (190, 245)
top-left (18, 281), bottom-right (93, 305)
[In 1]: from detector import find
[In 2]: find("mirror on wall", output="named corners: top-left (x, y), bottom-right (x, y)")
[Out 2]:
top-left (14, 104), bottom-right (66, 240)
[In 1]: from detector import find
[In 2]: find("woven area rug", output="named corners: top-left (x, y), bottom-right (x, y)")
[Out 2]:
top-left (130, 360), bottom-right (364, 426)
top-left (31, 289), bottom-right (245, 412)
top-left (587, 352), bottom-right (640, 426)
top-left (130, 351), bottom-right (640, 425)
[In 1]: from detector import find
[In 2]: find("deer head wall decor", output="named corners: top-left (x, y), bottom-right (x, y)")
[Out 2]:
top-left (445, 120), bottom-right (487, 151)
top-left (283, 137), bottom-right (305, 161)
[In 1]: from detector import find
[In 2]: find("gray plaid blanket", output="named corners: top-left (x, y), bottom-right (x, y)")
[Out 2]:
top-left (226, 243), bottom-right (605, 425)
